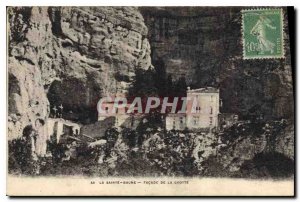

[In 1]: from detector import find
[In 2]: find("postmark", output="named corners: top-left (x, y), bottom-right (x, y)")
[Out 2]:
top-left (242, 8), bottom-right (284, 59)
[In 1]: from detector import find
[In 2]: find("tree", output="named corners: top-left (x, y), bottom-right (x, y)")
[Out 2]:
top-left (153, 58), bottom-right (167, 96)
top-left (128, 68), bottom-right (158, 98)
top-left (174, 76), bottom-right (187, 97)
top-left (166, 74), bottom-right (174, 97)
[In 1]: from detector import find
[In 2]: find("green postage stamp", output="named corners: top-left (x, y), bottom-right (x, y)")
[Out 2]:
top-left (242, 8), bottom-right (284, 59)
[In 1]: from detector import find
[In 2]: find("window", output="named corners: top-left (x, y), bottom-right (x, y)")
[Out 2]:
top-left (105, 107), bottom-right (109, 113)
top-left (210, 106), bottom-right (213, 114)
top-left (116, 108), bottom-right (118, 114)
top-left (211, 95), bottom-right (213, 102)
top-left (209, 117), bottom-right (213, 125)
top-left (180, 117), bottom-right (184, 124)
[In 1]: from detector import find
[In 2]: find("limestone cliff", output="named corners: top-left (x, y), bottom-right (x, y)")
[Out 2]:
top-left (8, 7), bottom-right (153, 139)
top-left (140, 7), bottom-right (294, 120)
top-left (7, 7), bottom-right (294, 140)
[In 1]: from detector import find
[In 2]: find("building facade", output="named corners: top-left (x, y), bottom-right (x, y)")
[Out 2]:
top-left (98, 87), bottom-right (221, 131)
top-left (165, 87), bottom-right (220, 131)
top-left (47, 118), bottom-right (81, 143)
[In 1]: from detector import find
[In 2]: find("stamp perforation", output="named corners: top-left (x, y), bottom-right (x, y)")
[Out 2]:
top-left (241, 8), bottom-right (285, 60)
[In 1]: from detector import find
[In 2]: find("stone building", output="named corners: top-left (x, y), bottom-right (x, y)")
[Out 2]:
top-left (98, 101), bottom-right (141, 129)
top-left (29, 118), bottom-right (81, 157)
top-left (46, 118), bottom-right (81, 143)
top-left (98, 101), bottom-right (130, 127)
top-left (98, 87), bottom-right (221, 131)
top-left (218, 113), bottom-right (239, 131)
top-left (165, 113), bottom-right (186, 131)
top-left (165, 87), bottom-right (220, 131)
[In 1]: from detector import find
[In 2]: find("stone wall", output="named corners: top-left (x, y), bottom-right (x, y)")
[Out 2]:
top-left (8, 7), bottom-right (153, 139)
top-left (140, 7), bottom-right (294, 120)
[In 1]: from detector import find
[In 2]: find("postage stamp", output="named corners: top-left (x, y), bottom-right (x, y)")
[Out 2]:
top-left (242, 8), bottom-right (284, 59)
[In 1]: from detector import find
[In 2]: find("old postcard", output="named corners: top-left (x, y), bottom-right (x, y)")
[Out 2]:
top-left (7, 6), bottom-right (294, 196)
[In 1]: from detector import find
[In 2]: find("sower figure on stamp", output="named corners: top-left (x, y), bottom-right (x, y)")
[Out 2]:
top-left (250, 15), bottom-right (276, 54)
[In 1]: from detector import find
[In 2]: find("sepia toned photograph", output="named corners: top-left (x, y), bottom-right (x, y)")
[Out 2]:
top-left (7, 6), bottom-right (295, 196)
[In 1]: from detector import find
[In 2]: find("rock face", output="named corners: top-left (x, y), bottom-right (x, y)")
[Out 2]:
top-left (8, 7), bottom-right (152, 139)
top-left (140, 7), bottom-right (294, 120)
top-left (202, 120), bottom-right (294, 176)
top-left (7, 6), bottom-right (294, 140)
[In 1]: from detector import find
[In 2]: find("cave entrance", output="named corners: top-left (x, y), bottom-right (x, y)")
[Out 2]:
top-left (47, 79), bottom-right (99, 124)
